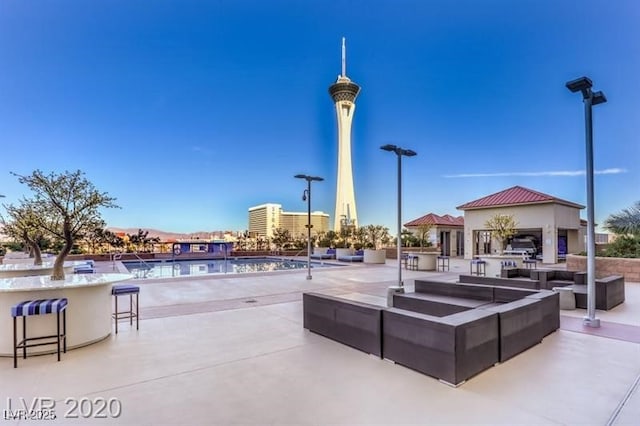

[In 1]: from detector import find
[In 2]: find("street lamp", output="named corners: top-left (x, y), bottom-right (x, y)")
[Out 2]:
top-left (380, 144), bottom-right (417, 306)
top-left (294, 174), bottom-right (324, 280)
top-left (566, 76), bottom-right (607, 328)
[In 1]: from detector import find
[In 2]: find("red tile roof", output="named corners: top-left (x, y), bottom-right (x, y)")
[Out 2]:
top-left (456, 186), bottom-right (584, 210)
top-left (405, 213), bottom-right (464, 227)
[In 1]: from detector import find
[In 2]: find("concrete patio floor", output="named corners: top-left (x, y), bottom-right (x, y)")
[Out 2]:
top-left (1, 258), bottom-right (639, 425)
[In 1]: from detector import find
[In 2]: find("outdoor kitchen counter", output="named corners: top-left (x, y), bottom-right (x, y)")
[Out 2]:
top-left (0, 273), bottom-right (133, 356)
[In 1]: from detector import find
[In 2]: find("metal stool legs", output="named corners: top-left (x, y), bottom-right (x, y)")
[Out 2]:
top-left (113, 287), bottom-right (139, 334)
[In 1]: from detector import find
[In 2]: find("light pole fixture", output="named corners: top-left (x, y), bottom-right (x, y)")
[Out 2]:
top-left (294, 174), bottom-right (324, 280)
top-left (380, 144), bottom-right (417, 305)
top-left (566, 76), bottom-right (607, 328)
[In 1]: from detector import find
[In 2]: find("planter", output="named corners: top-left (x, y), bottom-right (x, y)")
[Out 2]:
top-left (364, 249), bottom-right (386, 264)
top-left (314, 247), bottom-right (330, 255)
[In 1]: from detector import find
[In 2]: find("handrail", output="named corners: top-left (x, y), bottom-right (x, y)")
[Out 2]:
top-left (111, 252), bottom-right (122, 271)
top-left (131, 252), bottom-right (151, 270)
top-left (111, 251), bottom-right (151, 278)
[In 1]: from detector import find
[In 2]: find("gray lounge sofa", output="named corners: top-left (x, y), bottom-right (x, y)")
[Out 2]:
top-left (303, 280), bottom-right (560, 386)
top-left (405, 280), bottom-right (558, 362)
top-left (383, 308), bottom-right (499, 386)
top-left (535, 270), bottom-right (625, 310)
top-left (303, 292), bottom-right (384, 357)
top-left (459, 274), bottom-right (541, 290)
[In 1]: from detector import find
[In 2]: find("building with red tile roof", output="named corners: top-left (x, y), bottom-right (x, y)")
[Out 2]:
top-left (456, 185), bottom-right (584, 210)
top-left (456, 186), bottom-right (586, 264)
top-left (404, 213), bottom-right (465, 256)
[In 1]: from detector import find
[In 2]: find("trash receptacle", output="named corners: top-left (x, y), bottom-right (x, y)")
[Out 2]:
top-left (553, 287), bottom-right (576, 310)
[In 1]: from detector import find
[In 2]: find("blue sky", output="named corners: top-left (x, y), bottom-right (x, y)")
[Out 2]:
top-left (1, 0), bottom-right (638, 233)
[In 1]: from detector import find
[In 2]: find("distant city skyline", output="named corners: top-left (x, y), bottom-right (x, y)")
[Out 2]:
top-left (1, 1), bottom-right (638, 233)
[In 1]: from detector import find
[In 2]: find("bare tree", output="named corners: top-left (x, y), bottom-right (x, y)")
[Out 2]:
top-left (484, 214), bottom-right (517, 253)
top-left (13, 170), bottom-right (118, 280)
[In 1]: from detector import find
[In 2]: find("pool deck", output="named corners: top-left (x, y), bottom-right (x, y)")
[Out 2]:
top-left (1, 258), bottom-right (639, 425)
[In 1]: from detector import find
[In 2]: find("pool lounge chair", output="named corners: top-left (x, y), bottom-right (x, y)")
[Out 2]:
top-left (310, 249), bottom-right (336, 260)
top-left (338, 250), bottom-right (364, 262)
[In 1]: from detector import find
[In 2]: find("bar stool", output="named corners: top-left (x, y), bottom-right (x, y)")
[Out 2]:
top-left (523, 259), bottom-right (538, 269)
top-left (11, 298), bottom-right (68, 368)
top-left (437, 256), bottom-right (450, 271)
top-left (406, 254), bottom-right (418, 271)
top-left (112, 284), bottom-right (140, 334)
top-left (470, 259), bottom-right (486, 276)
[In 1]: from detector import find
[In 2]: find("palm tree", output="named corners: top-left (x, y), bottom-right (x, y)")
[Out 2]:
top-left (604, 201), bottom-right (640, 236)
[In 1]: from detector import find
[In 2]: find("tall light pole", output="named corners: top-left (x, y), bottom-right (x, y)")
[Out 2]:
top-left (566, 76), bottom-right (607, 328)
top-left (295, 174), bottom-right (324, 280)
top-left (381, 144), bottom-right (417, 306)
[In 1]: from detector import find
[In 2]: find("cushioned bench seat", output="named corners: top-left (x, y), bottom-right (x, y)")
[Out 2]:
top-left (303, 292), bottom-right (384, 357)
top-left (524, 290), bottom-right (560, 337)
top-left (459, 274), bottom-right (541, 290)
top-left (337, 255), bottom-right (364, 262)
top-left (571, 276), bottom-right (625, 310)
top-left (310, 253), bottom-right (335, 260)
top-left (481, 298), bottom-right (542, 362)
top-left (414, 280), bottom-right (494, 301)
top-left (383, 308), bottom-right (499, 386)
top-left (392, 292), bottom-right (474, 317)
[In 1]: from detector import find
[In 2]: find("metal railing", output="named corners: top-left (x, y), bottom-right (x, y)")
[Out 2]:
top-left (111, 252), bottom-right (152, 278)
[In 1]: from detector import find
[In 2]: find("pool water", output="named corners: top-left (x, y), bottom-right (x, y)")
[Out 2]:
top-left (122, 257), bottom-right (340, 279)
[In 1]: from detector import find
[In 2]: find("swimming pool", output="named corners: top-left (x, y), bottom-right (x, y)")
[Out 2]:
top-left (122, 257), bottom-right (341, 279)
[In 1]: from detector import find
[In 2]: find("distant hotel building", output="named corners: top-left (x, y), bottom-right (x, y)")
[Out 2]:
top-left (248, 203), bottom-right (330, 239)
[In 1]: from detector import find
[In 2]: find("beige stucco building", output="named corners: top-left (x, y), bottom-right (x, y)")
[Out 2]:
top-left (248, 203), bottom-right (330, 239)
top-left (456, 186), bottom-right (586, 264)
top-left (404, 213), bottom-right (465, 256)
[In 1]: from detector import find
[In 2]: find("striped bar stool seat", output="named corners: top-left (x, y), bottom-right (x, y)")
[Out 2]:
top-left (112, 284), bottom-right (140, 334)
top-left (500, 260), bottom-right (517, 269)
top-left (11, 298), bottom-right (68, 368)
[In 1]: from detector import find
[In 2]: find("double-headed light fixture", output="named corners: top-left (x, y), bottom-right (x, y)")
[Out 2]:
top-left (565, 76), bottom-right (607, 328)
top-left (380, 144), bottom-right (417, 304)
top-left (294, 174), bottom-right (324, 280)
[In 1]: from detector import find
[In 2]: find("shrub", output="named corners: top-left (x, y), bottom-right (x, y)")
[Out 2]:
top-left (601, 235), bottom-right (640, 258)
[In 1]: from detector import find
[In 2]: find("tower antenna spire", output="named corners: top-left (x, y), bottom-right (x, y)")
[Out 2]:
top-left (341, 37), bottom-right (346, 77)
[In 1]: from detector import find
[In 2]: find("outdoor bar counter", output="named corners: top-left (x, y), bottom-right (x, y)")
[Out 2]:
top-left (0, 273), bottom-right (132, 356)
top-left (0, 261), bottom-right (75, 279)
top-left (409, 252), bottom-right (438, 271)
top-left (478, 255), bottom-right (528, 277)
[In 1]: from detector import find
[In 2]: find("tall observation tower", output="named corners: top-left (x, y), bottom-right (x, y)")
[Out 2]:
top-left (329, 37), bottom-right (360, 231)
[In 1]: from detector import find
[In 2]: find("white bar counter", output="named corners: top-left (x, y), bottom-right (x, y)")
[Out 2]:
top-left (408, 252), bottom-right (438, 271)
top-left (0, 273), bottom-right (133, 356)
top-left (475, 255), bottom-right (527, 277)
top-left (0, 261), bottom-right (76, 278)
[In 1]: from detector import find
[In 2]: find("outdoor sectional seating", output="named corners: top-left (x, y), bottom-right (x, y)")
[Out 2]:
top-left (458, 274), bottom-right (541, 290)
top-left (460, 270), bottom-right (625, 311)
top-left (400, 280), bottom-right (557, 363)
top-left (535, 270), bottom-right (625, 310)
top-left (382, 307), bottom-right (499, 386)
top-left (303, 292), bottom-right (383, 357)
top-left (310, 249), bottom-right (336, 260)
top-left (303, 279), bottom-right (560, 386)
top-left (337, 250), bottom-right (364, 262)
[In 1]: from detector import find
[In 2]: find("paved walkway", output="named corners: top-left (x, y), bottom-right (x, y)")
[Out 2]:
top-left (1, 258), bottom-right (639, 424)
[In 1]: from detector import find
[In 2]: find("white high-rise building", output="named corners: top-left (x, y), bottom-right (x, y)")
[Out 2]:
top-left (248, 203), bottom-right (330, 239)
top-left (329, 37), bottom-right (360, 231)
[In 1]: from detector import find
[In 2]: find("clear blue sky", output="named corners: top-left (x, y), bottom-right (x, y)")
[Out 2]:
top-left (1, 0), bottom-right (638, 233)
